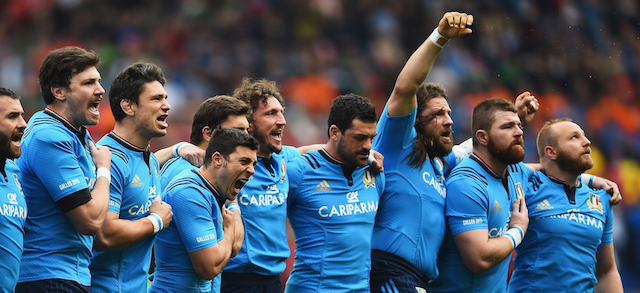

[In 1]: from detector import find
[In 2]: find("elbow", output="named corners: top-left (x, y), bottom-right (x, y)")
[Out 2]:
top-left (76, 221), bottom-right (102, 236)
top-left (194, 266), bottom-right (221, 280)
top-left (464, 259), bottom-right (492, 274)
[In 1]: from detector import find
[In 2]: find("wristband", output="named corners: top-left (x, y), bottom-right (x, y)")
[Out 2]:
top-left (367, 150), bottom-right (376, 165)
top-left (226, 203), bottom-right (241, 213)
top-left (147, 212), bottom-right (163, 234)
top-left (172, 142), bottom-right (188, 157)
top-left (96, 167), bottom-right (111, 184)
top-left (429, 27), bottom-right (449, 49)
top-left (503, 226), bottom-right (524, 249)
top-left (580, 174), bottom-right (595, 187)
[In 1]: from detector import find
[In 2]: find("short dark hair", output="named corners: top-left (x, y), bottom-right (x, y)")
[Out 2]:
top-left (327, 94), bottom-right (377, 137)
top-left (472, 98), bottom-right (518, 146)
top-left (232, 77), bottom-right (285, 122)
top-left (0, 87), bottom-right (20, 100)
top-left (203, 128), bottom-right (258, 167)
top-left (39, 46), bottom-right (101, 105)
top-left (190, 95), bottom-right (251, 145)
top-left (109, 62), bottom-right (167, 121)
top-left (406, 82), bottom-right (448, 168)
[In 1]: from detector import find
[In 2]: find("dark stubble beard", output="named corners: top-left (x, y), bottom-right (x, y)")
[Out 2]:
top-left (252, 126), bottom-right (282, 155)
top-left (555, 147), bottom-right (594, 174)
top-left (487, 137), bottom-right (525, 165)
top-left (0, 131), bottom-right (18, 159)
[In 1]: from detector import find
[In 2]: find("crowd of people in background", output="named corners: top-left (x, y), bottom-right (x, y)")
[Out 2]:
top-left (0, 0), bottom-right (639, 291)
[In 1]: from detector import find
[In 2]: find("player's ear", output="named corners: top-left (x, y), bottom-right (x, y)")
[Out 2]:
top-left (51, 86), bottom-right (66, 102)
top-left (202, 126), bottom-right (213, 143)
top-left (544, 145), bottom-right (557, 160)
top-left (475, 129), bottom-right (488, 146)
top-left (329, 125), bottom-right (341, 141)
top-left (212, 151), bottom-right (224, 168)
top-left (120, 99), bottom-right (135, 116)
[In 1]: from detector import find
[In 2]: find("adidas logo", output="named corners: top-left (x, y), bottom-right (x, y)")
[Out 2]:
top-left (535, 199), bottom-right (554, 211)
top-left (490, 200), bottom-right (502, 213)
top-left (130, 175), bottom-right (144, 188)
top-left (315, 180), bottom-right (333, 191)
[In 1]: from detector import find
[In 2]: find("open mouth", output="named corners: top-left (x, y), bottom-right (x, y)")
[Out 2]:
top-left (88, 100), bottom-right (100, 116)
top-left (11, 133), bottom-right (22, 146)
top-left (157, 114), bottom-right (169, 128)
top-left (233, 178), bottom-right (248, 193)
top-left (271, 129), bottom-right (283, 142)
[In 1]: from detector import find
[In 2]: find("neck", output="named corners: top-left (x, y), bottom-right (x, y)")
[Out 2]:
top-left (198, 166), bottom-right (219, 192)
top-left (324, 140), bottom-right (349, 165)
top-left (47, 104), bottom-right (82, 130)
top-left (542, 161), bottom-right (580, 187)
top-left (473, 147), bottom-right (508, 177)
top-left (113, 122), bottom-right (151, 149)
top-left (257, 145), bottom-right (272, 159)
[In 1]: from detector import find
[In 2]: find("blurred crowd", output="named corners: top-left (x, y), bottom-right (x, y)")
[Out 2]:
top-left (1, 0), bottom-right (639, 289)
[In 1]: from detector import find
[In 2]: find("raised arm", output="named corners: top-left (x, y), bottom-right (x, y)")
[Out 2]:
top-left (387, 12), bottom-right (473, 117)
top-left (155, 142), bottom-right (206, 167)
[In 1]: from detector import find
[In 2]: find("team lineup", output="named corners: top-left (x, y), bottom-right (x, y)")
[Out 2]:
top-left (0, 11), bottom-right (625, 293)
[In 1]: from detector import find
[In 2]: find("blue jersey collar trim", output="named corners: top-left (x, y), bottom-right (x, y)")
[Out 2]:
top-left (106, 132), bottom-right (148, 152)
top-left (470, 153), bottom-right (503, 179)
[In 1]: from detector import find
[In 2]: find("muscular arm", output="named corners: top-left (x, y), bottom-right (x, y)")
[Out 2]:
top-left (93, 212), bottom-right (155, 251)
top-left (94, 197), bottom-right (172, 251)
top-left (388, 12), bottom-right (473, 117)
top-left (595, 244), bottom-right (623, 293)
top-left (156, 142), bottom-right (206, 167)
top-left (188, 209), bottom-right (236, 280)
top-left (452, 197), bottom-right (528, 273)
top-left (66, 141), bottom-right (111, 235)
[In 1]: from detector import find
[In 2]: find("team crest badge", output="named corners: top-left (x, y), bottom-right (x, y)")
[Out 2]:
top-left (587, 193), bottom-right (603, 213)
top-left (13, 173), bottom-right (22, 194)
top-left (280, 159), bottom-right (286, 182)
top-left (363, 170), bottom-right (375, 189)
top-left (415, 287), bottom-right (427, 293)
top-left (515, 182), bottom-right (525, 200)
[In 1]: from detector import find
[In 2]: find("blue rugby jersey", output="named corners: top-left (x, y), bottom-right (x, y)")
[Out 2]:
top-left (430, 155), bottom-right (531, 293)
top-left (90, 132), bottom-right (161, 293)
top-left (17, 108), bottom-right (97, 286)
top-left (159, 155), bottom-right (196, 191)
top-left (0, 159), bottom-right (27, 293)
top-left (224, 146), bottom-right (300, 276)
top-left (508, 171), bottom-right (613, 293)
top-left (285, 149), bottom-right (385, 293)
top-left (371, 104), bottom-right (459, 281)
top-left (150, 169), bottom-right (227, 293)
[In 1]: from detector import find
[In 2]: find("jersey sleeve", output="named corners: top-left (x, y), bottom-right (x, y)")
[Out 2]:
top-left (170, 186), bottom-right (221, 252)
top-left (286, 155), bottom-right (305, 208)
top-left (601, 192), bottom-right (614, 245)
top-left (26, 128), bottom-right (90, 202)
top-left (373, 103), bottom-right (416, 160)
top-left (509, 162), bottom-right (533, 184)
top-left (445, 174), bottom-right (489, 235)
top-left (281, 145), bottom-right (302, 161)
top-left (107, 155), bottom-right (127, 214)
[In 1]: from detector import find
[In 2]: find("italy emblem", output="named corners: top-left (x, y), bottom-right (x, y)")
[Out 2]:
top-left (363, 170), bottom-right (375, 189)
top-left (587, 192), bottom-right (603, 213)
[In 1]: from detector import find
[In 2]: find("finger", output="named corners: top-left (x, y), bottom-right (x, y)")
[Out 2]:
top-left (88, 140), bottom-right (97, 152)
top-left (453, 14), bottom-right (461, 28)
top-left (446, 13), bottom-right (454, 27)
top-left (459, 15), bottom-right (467, 28)
top-left (153, 196), bottom-right (161, 203)
top-left (467, 14), bottom-right (474, 26)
